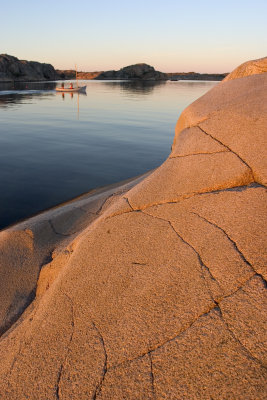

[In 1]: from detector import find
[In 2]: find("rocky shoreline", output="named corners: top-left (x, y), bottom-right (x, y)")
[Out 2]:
top-left (167, 72), bottom-right (227, 80)
top-left (0, 54), bottom-right (59, 82)
top-left (94, 63), bottom-right (168, 80)
top-left (0, 57), bottom-right (266, 399)
top-left (0, 55), bottom-right (229, 82)
top-left (58, 65), bottom-right (228, 81)
top-left (56, 69), bottom-right (103, 80)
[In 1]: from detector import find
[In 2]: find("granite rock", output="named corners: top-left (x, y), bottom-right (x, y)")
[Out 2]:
top-left (224, 56), bottom-right (267, 81)
top-left (0, 60), bottom-right (266, 399)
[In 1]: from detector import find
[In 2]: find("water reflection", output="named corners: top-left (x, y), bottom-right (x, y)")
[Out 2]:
top-left (0, 81), bottom-right (57, 108)
top-left (0, 79), bottom-right (216, 230)
top-left (0, 81), bottom-right (89, 108)
top-left (103, 80), bottom-right (166, 95)
top-left (0, 81), bottom-right (57, 91)
top-left (0, 91), bottom-right (55, 109)
top-left (56, 91), bottom-right (87, 100)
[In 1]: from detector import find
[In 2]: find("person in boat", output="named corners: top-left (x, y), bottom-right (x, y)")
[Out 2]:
top-left (69, 83), bottom-right (73, 89)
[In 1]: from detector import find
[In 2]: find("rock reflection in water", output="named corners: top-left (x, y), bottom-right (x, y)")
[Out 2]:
top-left (0, 81), bottom-right (57, 108)
top-left (103, 80), bottom-right (166, 95)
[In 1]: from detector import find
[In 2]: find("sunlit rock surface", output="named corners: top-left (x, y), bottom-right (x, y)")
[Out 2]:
top-left (0, 60), bottom-right (266, 399)
top-left (223, 56), bottom-right (267, 81)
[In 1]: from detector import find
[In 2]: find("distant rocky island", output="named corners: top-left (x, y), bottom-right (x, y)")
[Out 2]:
top-left (56, 63), bottom-right (167, 81)
top-left (0, 55), bottom-right (228, 82)
top-left (57, 64), bottom-right (227, 81)
top-left (56, 69), bottom-right (103, 80)
top-left (94, 63), bottom-right (168, 80)
top-left (0, 54), bottom-right (59, 82)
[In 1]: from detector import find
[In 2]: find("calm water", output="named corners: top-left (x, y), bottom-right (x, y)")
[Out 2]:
top-left (0, 79), bottom-right (216, 230)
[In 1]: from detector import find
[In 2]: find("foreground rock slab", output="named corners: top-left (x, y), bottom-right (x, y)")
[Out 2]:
top-left (0, 60), bottom-right (266, 399)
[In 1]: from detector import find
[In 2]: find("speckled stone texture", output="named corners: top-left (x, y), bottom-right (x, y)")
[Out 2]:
top-left (223, 56), bottom-right (267, 81)
top-left (0, 61), bottom-right (266, 400)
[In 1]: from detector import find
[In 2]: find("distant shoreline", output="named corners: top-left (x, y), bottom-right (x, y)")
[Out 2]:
top-left (56, 69), bottom-right (227, 81)
top-left (0, 55), bottom-right (228, 82)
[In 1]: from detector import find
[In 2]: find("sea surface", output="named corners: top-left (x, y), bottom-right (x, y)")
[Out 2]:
top-left (0, 79), bottom-right (217, 230)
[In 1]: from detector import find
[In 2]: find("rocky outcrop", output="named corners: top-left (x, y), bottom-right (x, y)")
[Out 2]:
top-left (56, 69), bottom-right (103, 80)
top-left (223, 56), bottom-right (267, 81)
top-left (168, 72), bottom-right (228, 81)
top-left (57, 69), bottom-right (227, 81)
top-left (0, 61), bottom-right (266, 399)
top-left (95, 63), bottom-right (168, 80)
top-left (0, 54), bottom-right (59, 82)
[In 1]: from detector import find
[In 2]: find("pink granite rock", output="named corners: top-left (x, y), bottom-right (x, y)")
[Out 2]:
top-left (0, 60), bottom-right (266, 400)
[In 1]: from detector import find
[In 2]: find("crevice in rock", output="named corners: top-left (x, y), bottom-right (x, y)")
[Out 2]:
top-left (96, 194), bottom-right (116, 215)
top-left (132, 262), bottom-right (147, 266)
top-left (48, 220), bottom-right (70, 237)
top-left (197, 125), bottom-right (255, 180)
top-left (142, 211), bottom-right (262, 302)
top-left (148, 351), bottom-right (156, 399)
top-left (141, 210), bottom-right (221, 301)
top-left (6, 303), bottom-right (39, 384)
top-left (109, 304), bottom-right (217, 371)
top-left (170, 150), bottom-right (229, 159)
top-left (216, 302), bottom-right (267, 370)
top-left (216, 274), bottom-right (256, 302)
top-left (8, 345), bottom-right (22, 376)
top-left (104, 209), bottom-right (134, 220)
top-left (192, 212), bottom-right (266, 284)
top-left (197, 182), bottom-right (263, 194)
top-left (91, 320), bottom-right (108, 400)
top-left (168, 220), bottom-right (219, 286)
top-left (123, 196), bottom-right (135, 211)
top-left (55, 293), bottom-right (75, 400)
top-left (108, 271), bottom-right (262, 373)
top-left (75, 207), bottom-right (96, 216)
top-left (258, 274), bottom-right (267, 289)
top-left (115, 183), bottom-right (254, 214)
top-left (165, 219), bottom-right (225, 304)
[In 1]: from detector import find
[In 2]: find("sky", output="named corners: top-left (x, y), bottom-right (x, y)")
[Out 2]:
top-left (1, 0), bottom-right (266, 73)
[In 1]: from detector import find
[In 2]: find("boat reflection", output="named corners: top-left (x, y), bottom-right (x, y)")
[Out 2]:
top-left (57, 91), bottom-right (87, 100)
top-left (55, 90), bottom-right (87, 120)
top-left (0, 81), bottom-right (86, 110)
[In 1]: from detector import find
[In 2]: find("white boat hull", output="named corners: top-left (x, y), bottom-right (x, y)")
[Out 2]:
top-left (56, 85), bottom-right (86, 93)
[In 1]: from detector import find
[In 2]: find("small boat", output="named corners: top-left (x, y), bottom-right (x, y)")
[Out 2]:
top-left (56, 85), bottom-right (86, 93)
top-left (56, 66), bottom-right (87, 93)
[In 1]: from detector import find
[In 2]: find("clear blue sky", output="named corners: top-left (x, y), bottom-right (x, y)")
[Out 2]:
top-left (1, 0), bottom-right (266, 73)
